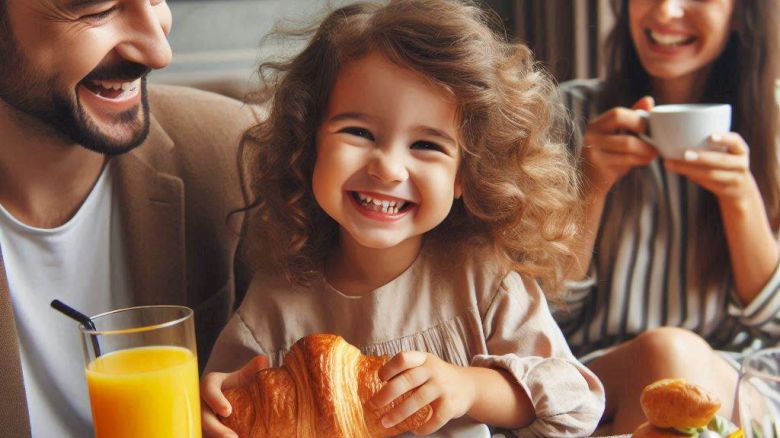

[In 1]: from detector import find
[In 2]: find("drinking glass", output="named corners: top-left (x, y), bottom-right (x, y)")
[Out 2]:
top-left (737, 347), bottom-right (780, 438)
top-left (80, 305), bottom-right (201, 438)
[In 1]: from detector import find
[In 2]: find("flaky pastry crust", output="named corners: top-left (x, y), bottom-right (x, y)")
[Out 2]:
top-left (220, 334), bottom-right (433, 437)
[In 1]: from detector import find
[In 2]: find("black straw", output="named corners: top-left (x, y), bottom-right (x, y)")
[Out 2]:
top-left (51, 299), bottom-right (102, 358)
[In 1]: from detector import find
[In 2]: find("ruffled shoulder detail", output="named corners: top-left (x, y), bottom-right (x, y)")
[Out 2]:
top-left (267, 310), bottom-right (486, 368)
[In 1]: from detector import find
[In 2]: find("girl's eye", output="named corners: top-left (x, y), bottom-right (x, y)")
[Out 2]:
top-left (340, 127), bottom-right (374, 141)
top-left (82, 6), bottom-right (119, 22)
top-left (411, 141), bottom-right (446, 153)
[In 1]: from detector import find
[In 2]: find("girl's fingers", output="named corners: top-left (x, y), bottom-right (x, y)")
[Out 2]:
top-left (413, 399), bottom-right (451, 436)
top-left (201, 404), bottom-right (239, 438)
top-left (225, 355), bottom-right (270, 388)
top-left (380, 383), bottom-right (439, 429)
top-left (201, 373), bottom-right (232, 417)
top-left (372, 365), bottom-right (431, 409)
top-left (377, 351), bottom-right (427, 381)
top-left (201, 357), bottom-right (269, 427)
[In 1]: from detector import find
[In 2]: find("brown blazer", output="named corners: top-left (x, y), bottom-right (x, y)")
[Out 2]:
top-left (0, 85), bottom-right (258, 437)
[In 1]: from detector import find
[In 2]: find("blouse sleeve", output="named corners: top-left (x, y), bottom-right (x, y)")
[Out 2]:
top-left (204, 309), bottom-right (266, 374)
top-left (470, 272), bottom-right (605, 437)
top-left (727, 257), bottom-right (780, 338)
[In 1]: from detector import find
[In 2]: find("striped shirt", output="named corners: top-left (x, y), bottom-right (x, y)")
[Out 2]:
top-left (555, 79), bottom-right (780, 361)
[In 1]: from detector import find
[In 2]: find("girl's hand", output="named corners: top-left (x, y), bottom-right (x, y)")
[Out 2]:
top-left (370, 351), bottom-right (476, 435)
top-left (582, 96), bottom-right (658, 194)
top-left (201, 356), bottom-right (269, 438)
top-left (663, 132), bottom-right (756, 205)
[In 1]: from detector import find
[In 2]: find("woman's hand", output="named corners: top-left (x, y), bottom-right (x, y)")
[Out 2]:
top-left (370, 351), bottom-right (476, 435)
top-left (663, 132), bottom-right (757, 205)
top-left (201, 356), bottom-right (269, 438)
top-left (582, 96), bottom-right (658, 194)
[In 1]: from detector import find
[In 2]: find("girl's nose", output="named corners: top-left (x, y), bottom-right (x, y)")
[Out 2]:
top-left (367, 149), bottom-right (409, 184)
top-left (655, 0), bottom-right (685, 21)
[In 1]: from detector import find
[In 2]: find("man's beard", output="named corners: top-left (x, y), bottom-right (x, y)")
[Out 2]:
top-left (0, 36), bottom-right (152, 156)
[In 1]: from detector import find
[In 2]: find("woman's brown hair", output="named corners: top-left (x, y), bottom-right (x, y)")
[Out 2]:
top-left (601, 0), bottom-right (780, 291)
top-left (239, 0), bottom-right (581, 296)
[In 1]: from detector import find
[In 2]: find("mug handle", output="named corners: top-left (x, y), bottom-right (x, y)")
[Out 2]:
top-left (635, 109), bottom-right (656, 147)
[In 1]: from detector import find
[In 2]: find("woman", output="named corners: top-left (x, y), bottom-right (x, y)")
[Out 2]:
top-left (557, 0), bottom-right (780, 432)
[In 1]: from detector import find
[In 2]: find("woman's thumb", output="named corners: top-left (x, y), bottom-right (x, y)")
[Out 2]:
top-left (632, 96), bottom-right (655, 111)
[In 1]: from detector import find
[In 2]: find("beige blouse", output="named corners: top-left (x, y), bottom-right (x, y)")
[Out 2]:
top-left (206, 244), bottom-right (605, 437)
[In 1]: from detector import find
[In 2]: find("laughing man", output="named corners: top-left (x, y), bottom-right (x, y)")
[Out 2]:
top-left (0, 1), bottom-right (256, 436)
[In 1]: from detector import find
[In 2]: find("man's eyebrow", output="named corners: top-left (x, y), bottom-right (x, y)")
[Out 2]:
top-left (66, 0), bottom-right (114, 10)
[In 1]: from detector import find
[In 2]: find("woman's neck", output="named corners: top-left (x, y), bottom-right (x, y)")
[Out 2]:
top-left (325, 232), bottom-right (423, 297)
top-left (650, 66), bottom-right (712, 104)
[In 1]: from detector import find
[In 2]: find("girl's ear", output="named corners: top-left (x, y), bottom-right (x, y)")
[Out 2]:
top-left (454, 174), bottom-right (463, 199)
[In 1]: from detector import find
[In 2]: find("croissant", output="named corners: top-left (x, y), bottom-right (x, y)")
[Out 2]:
top-left (220, 334), bottom-right (433, 437)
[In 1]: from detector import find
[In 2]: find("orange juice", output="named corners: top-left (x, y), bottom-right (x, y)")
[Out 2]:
top-left (86, 346), bottom-right (201, 438)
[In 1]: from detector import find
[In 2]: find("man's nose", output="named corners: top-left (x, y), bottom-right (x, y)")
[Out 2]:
top-left (115, 2), bottom-right (173, 70)
top-left (367, 148), bottom-right (409, 184)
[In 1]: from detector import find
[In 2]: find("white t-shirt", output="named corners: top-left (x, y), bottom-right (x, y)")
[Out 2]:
top-left (0, 164), bottom-right (130, 437)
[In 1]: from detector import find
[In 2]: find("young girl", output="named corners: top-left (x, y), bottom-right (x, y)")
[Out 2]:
top-left (202, 1), bottom-right (604, 436)
top-left (558, 0), bottom-right (780, 433)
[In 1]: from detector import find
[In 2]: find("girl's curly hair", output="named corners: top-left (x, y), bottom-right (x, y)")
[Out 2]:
top-left (240, 0), bottom-right (582, 297)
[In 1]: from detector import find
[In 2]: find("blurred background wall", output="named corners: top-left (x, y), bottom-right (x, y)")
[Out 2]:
top-left (154, 0), bottom-right (615, 99)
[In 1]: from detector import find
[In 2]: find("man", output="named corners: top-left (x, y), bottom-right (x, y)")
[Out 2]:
top-left (0, 1), bottom-right (257, 436)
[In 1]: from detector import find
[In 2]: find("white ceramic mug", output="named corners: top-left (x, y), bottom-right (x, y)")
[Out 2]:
top-left (637, 103), bottom-right (732, 159)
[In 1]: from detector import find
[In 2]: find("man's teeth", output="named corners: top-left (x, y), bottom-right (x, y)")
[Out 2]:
top-left (355, 192), bottom-right (407, 214)
top-left (92, 80), bottom-right (138, 91)
top-left (649, 30), bottom-right (693, 46)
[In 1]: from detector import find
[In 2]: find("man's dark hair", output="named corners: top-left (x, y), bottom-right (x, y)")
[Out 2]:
top-left (0, 0), bottom-right (9, 70)
top-left (0, 0), bottom-right (12, 74)
top-left (0, 0), bottom-right (9, 43)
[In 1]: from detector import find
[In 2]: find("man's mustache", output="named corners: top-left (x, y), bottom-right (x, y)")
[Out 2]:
top-left (83, 61), bottom-right (151, 83)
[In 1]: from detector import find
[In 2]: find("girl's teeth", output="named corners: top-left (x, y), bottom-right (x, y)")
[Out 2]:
top-left (355, 192), bottom-right (406, 214)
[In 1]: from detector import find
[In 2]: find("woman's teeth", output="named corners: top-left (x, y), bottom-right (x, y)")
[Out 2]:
top-left (647, 29), bottom-right (695, 47)
top-left (355, 192), bottom-right (407, 215)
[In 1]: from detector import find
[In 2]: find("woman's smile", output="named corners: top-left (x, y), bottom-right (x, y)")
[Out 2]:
top-left (645, 28), bottom-right (697, 51)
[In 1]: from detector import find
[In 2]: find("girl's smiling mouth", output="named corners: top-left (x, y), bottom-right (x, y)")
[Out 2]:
top-left (349, 191), bottom-right (416, 219)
